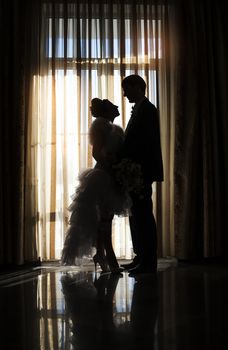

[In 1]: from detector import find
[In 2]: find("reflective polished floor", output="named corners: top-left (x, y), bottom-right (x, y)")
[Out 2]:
top-left (1, 259), bottom-right (228, 350)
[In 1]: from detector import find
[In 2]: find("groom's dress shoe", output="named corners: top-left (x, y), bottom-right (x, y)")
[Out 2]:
top-left (128, 264), bottom-right (157, 275)
top-left (121, 262), bottom-right (138, 270)
top-left (120, 257), bottom-right (140, 270)
top-left (110, 267), bottom-right (124, 275)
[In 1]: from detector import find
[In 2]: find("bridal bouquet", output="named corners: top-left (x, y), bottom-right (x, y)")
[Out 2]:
top-left (112, 158), bottom-right (144, 197)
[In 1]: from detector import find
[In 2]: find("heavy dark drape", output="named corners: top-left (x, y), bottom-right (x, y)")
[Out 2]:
top-left (174, 0), bottom-right (228, 259)
top-left (0, 0), bottom-right (40, 266)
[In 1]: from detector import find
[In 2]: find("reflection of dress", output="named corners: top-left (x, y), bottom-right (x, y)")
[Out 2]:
top-left (61, 118), bottom-right (131, 265)
top-left (61, 272), bottom-right (122, 350)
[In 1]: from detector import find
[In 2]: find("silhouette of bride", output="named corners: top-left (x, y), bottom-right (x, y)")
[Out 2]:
top-left (61, 98), bottom-right (131, 272)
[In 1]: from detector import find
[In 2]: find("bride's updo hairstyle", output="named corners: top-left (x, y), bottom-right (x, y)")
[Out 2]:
top-left (90, 98), bottom-right (104, 118)
top-left (91, 98), bottom-right (120, 122)
top-left (102, 99), bottom-right (120, 121)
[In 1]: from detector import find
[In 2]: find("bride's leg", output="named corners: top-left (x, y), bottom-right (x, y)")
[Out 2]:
top-left (93, 222), bottom-right (109, 272)
top-left (100, 215), bottom-right (120, 271)
top-left (96, 231), bottom-right (106, 257)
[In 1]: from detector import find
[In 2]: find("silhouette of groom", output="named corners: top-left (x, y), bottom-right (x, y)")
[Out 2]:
top-left (121, 75), bottom-right (163, 274)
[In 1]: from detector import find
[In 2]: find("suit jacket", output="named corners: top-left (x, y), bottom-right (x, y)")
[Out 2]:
top-left (122, 98), bottom-right (164, 184)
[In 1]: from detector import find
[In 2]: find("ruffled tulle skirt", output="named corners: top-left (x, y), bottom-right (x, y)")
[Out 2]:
top-left (61, 167), bottom-right (131, 265)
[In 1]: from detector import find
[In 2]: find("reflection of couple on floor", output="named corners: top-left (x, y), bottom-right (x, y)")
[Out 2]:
top-left (61, 272), bottom-right (122, 350)
top-left (61, 271), bottom-right (158, 350)
top-left (61, 74), bottom-right (163, 275)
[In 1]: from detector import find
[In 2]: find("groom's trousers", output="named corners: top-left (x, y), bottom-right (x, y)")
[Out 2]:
top-left (129, 183), bottom-right (157, 268)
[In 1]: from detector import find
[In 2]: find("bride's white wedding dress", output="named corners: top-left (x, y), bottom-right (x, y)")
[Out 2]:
top-left (61, 117), bottom-right (131, 265)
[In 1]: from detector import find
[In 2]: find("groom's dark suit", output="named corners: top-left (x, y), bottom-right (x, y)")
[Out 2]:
top-left (122, 97), bottom-right (163, 269)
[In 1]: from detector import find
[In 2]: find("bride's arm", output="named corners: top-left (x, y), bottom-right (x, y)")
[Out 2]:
top-left (92, 141), bottom-right (106, 163)
top-left (89, 118), bottom-right (111, 164)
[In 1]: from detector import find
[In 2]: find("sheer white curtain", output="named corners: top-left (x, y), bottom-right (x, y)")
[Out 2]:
top-left (30, 1), bottom-right (172, 261)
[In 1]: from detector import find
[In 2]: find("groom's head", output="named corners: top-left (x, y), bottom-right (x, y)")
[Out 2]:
top-left (122, 75), bottom-right (146, 103)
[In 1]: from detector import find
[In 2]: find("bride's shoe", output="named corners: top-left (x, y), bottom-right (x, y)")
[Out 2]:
top-left (93, 254), bottom-right (109, 272)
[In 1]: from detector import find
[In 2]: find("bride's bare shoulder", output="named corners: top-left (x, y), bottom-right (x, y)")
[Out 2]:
top-left (89, 118), bottom-right (112, 144)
